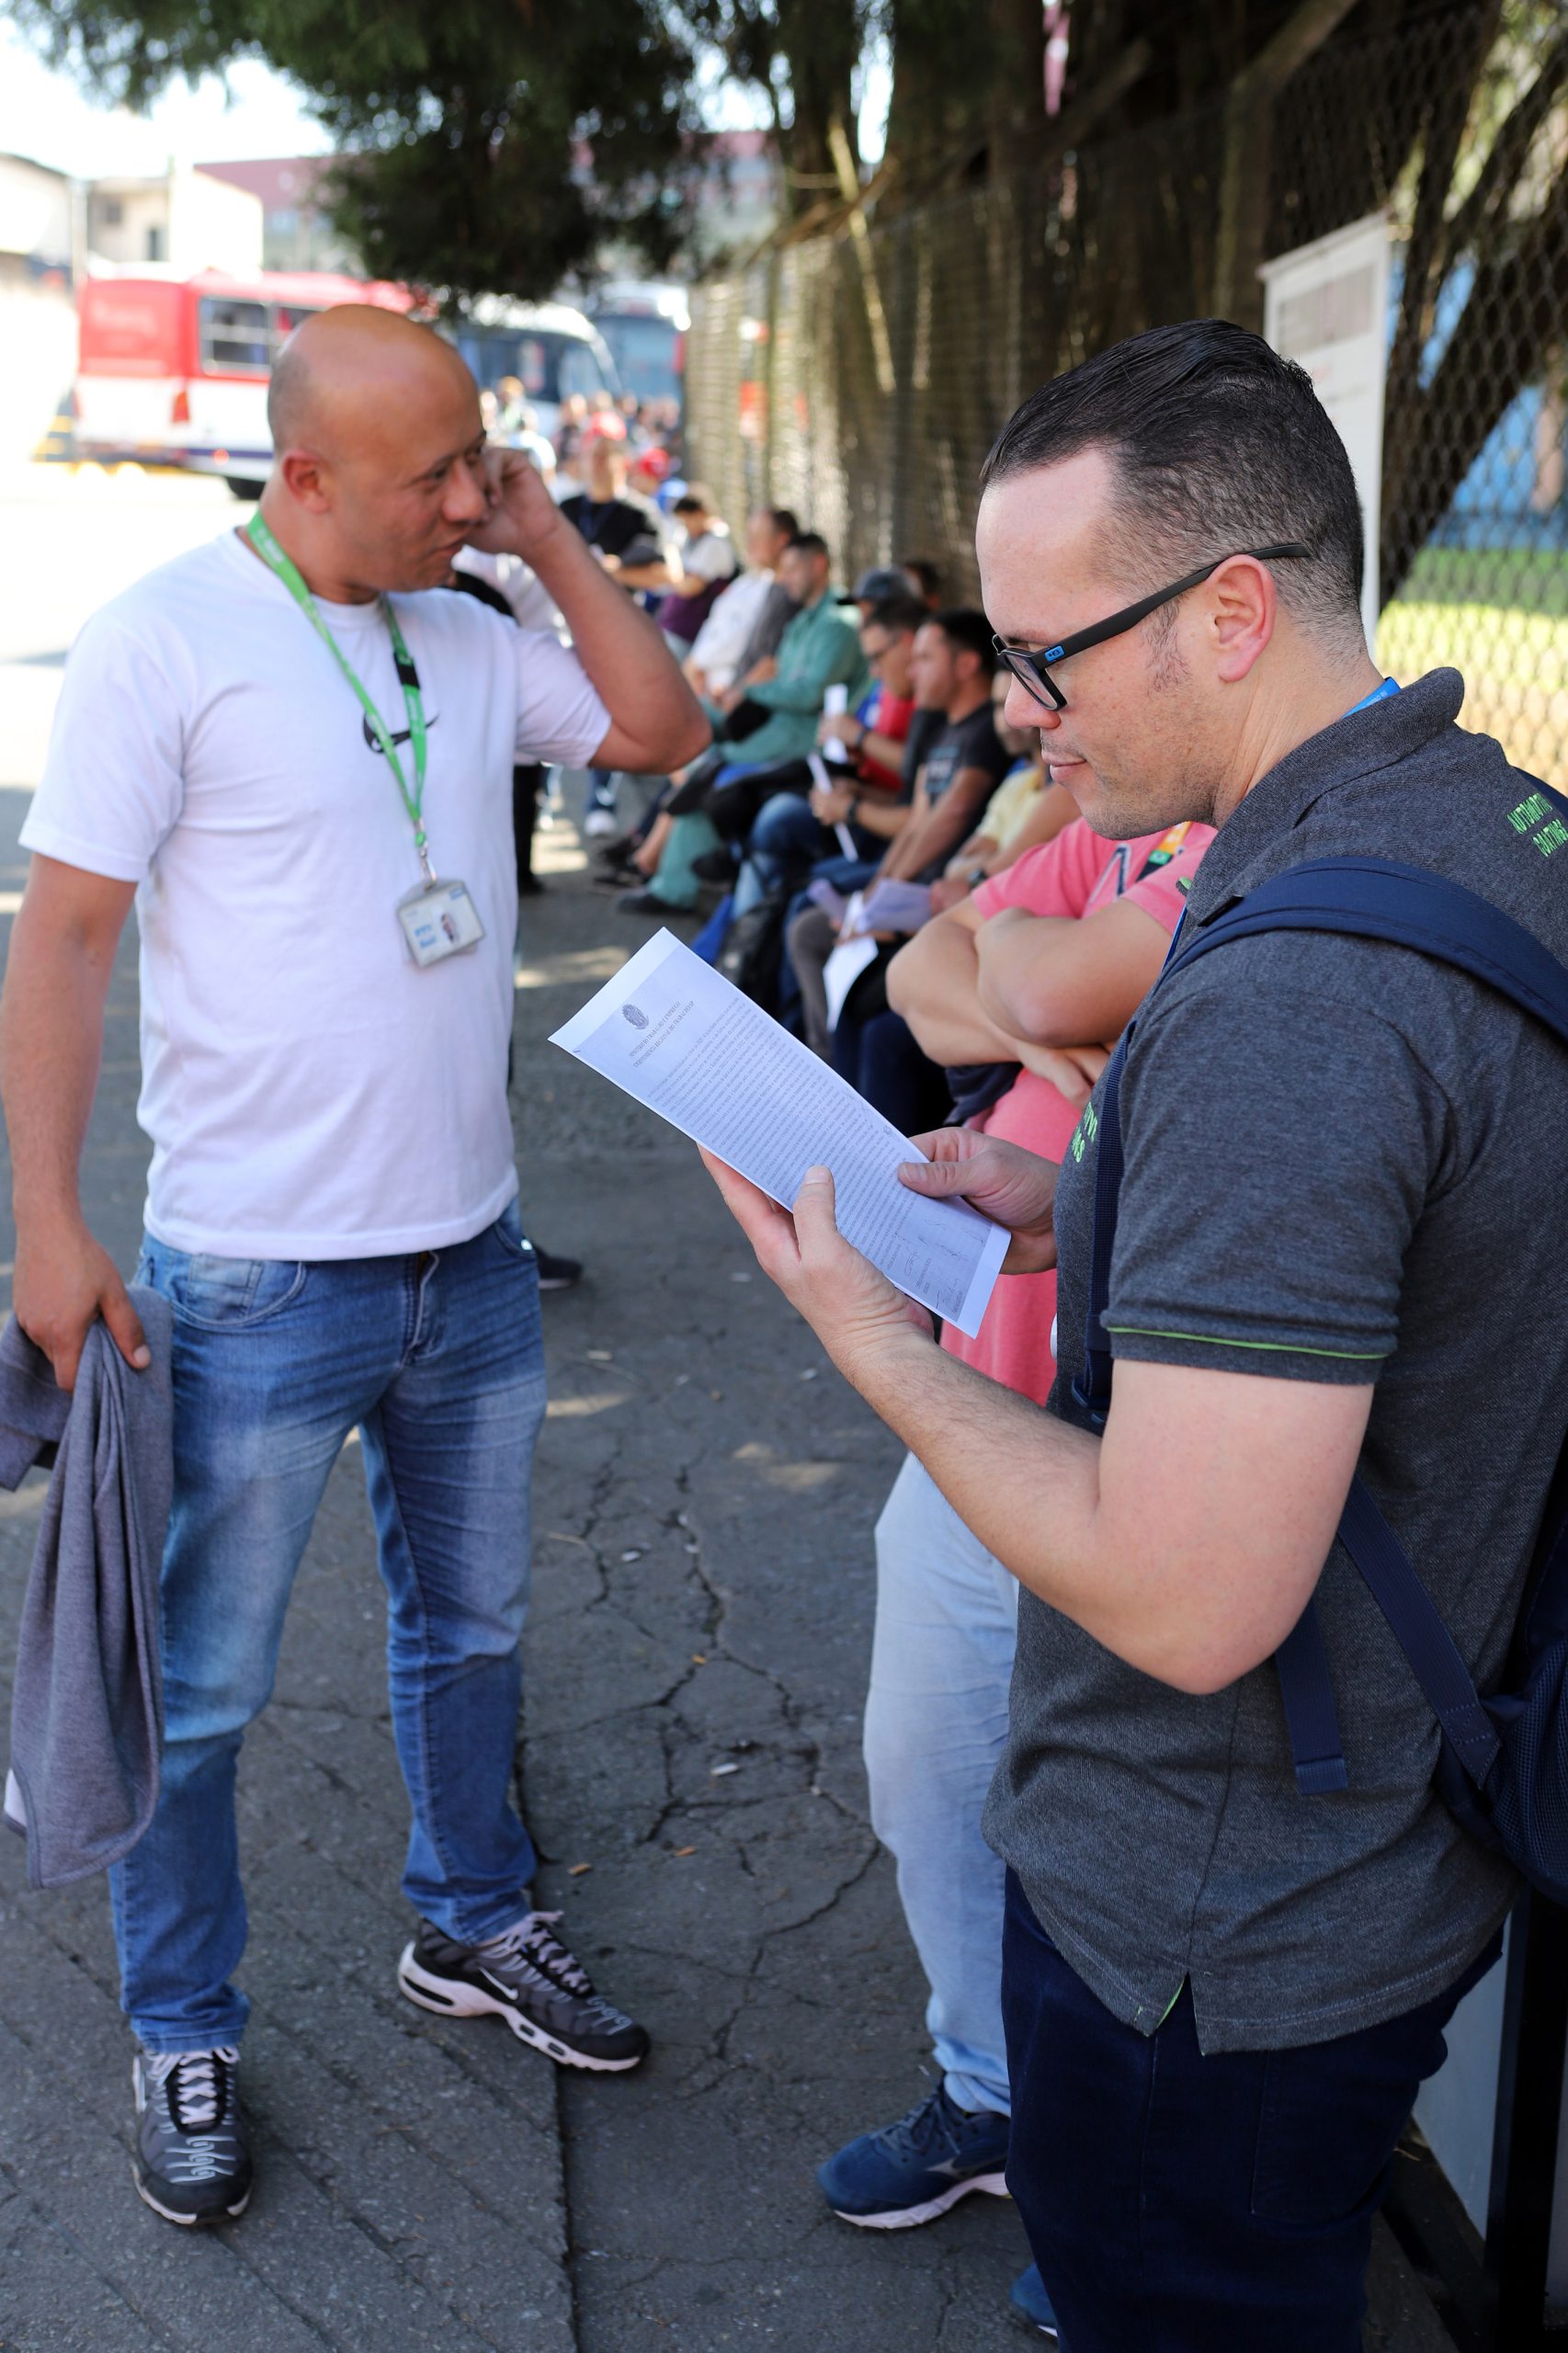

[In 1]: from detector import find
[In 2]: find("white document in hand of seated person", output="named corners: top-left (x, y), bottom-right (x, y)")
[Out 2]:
top-left (550, 930), bottom-right (1007, 1336)
top-left (855, 879), bottom-right (932, 935)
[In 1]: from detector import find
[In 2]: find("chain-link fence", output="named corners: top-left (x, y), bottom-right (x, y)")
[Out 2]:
top-left (685, 0), bottom-right (1568, 787)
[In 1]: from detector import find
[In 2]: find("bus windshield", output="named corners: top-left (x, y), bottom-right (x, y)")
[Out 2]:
top-left (593, 314), bottom-right (683, 408)
top-left (453, 328), bottom-right (613, 406)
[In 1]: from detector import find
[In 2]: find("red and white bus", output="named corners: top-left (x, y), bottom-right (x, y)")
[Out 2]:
top-left (73, 269), bottom-right (417, 494)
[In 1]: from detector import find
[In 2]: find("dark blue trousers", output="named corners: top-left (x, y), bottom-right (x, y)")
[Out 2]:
top-left (1002, 1870), bottom-right (1498, 2352)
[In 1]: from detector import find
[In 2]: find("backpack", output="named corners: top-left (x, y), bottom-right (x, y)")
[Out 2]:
top-left (716, 895), bottom-right (789, 1011)
top-left (1074, 852), bottom-right (1568, 1904)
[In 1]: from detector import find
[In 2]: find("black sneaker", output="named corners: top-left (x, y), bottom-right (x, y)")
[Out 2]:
top-left (592, 833), bottom-right (642, 870)
top-left (533, 1245), bottom-right (583, 1291)
top-left (397, 1910), bottom-right (649, 2072)
top-left (618, 886), bottom-right (695, 917)
top-left (131, 2046), bottom-right (252, 2225)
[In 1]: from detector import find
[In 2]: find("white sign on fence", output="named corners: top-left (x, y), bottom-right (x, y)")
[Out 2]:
top-left (1260, 212), bottom-right (1392, 648)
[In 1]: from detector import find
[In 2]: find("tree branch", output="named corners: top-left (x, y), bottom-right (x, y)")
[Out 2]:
top-left (1442, 24), bottom-right (1568, 274)
top-left (1211, 0), bottom-right (1364, 323)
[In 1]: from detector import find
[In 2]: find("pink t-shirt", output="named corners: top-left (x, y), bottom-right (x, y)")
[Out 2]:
top-left (941, 816), bottom-right (1215, 1405)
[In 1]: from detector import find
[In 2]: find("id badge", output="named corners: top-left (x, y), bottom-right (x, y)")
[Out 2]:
top-left (396, 879), bottom-right (486, 968)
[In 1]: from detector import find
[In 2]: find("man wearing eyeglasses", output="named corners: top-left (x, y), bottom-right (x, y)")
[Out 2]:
top-left (703, 319), bottom-right (1568, 2347)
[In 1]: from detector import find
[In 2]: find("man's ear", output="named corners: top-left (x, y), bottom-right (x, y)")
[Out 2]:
top-left (1208, 554), bottom-right (1277, 684)
top-left (278, 449), bottom-right (334, 515)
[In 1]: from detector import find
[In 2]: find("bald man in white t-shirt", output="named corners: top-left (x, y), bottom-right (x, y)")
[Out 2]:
top-left (0, 306), bottom-right (708, 2227)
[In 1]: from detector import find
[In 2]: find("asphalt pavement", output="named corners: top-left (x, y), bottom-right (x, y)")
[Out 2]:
top-left (0, 467), bottom-right (1455, 2350)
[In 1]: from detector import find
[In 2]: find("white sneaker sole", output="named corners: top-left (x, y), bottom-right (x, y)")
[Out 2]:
top-left (396, 1944), bottom-right (646, 2073)
top-left (831, 2170), bottom-right (1010, 2229)
top-left (131, 2161), bottom-right (252, 2226)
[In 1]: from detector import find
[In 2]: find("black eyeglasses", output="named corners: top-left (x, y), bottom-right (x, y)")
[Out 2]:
top-left (992, 542), bottom-right (1312, 712)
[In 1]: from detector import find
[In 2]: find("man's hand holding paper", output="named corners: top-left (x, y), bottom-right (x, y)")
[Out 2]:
top-left (699, 1154), bottom-right (937, 1393)
top-left (550, 930), bottom-right (1009, 1336)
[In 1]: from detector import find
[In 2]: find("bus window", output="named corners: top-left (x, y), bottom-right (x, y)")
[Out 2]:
top-left (559, 340), bottom-right (608, 403)
top-left (515, 338), bottom-right (549, 398)
top-left (272, 304), bottom-right (324, 338)
top-left (199, 299), bottom-right (271, 374)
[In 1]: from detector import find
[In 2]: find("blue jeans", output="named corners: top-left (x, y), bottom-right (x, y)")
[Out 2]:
top-left (1002, 1870), bottom-right (1501, 2350)
top-left (833, 1006), bottom-right (952, 1131)
top-left (866, 1455), bottom-right (1017, 2114)
top-left (733, 790), bottom-right (842, 916)
top-left (113, 1206), bottom-right (547, 2052)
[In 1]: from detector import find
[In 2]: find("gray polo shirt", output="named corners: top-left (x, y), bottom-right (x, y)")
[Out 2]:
top-left (984, 668), bottom-right (1568, 2052)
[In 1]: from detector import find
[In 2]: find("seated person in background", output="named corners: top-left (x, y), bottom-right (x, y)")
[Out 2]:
top-left (558, 428), bottom-right (671, 589)
top-left (590, 507), bottom-right (801, 883)
top-left (788, 610), bottom-right (1012, 1062)
top-left (819, 748), bottom-right (1074, 1124)
top-left (708, 593), bottom-right (928, 909)
top-left (562, 430), bottom-right (674, 835)
top-left (704, 532), bottom-right (868, 767)
top-left (925, 676), bottom-right (1079, 913)
top-left (807, 812), bottom-right (1213, 2334)
top-left (853, 565), bottom-right (918, 621)
top-left (928, 767), bottom-right (1074, 911)
top-left (495, 381), bottom-right (557, 479)
top-left (610, 597), bottom-right (920, 926)
top-left (899, 556), bottom-right (943, 608)
top-left (652, 486), bottom-right (738, 657)
top-left (684, 507), bottom-right (801, 699)
top-left (628, 444), bottom-right (671, 506)
top-left (618, 534), bottom-right (869, 914)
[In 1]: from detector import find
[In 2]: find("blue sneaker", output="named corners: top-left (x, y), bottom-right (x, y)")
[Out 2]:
top-left (817, 2083), bottom-right (1009, 2227)
top-left (1010, 2264), bottom-right (1061, 2337)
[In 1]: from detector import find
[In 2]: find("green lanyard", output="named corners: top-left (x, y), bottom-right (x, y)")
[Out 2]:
top-left (245, 514), bottom-right (434, 884)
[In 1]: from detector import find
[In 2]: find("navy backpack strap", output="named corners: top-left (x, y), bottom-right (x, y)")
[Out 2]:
top-left (1074, 850), bottom-right (1568, 1798)
top-left (1072, 908), bottom-right (1189, 1426)
top-left (1336, 1476), bottom-right (1503, 1786)
top-left (1070, 1029), bottom-right (1130, 1427)
top-left (1273, 1602), bottom-right (1352, 1794)
top-left (1163, 856), bottom-right (1568, 1048)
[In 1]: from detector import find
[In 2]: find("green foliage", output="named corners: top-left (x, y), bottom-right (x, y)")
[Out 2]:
top-left (14, 0), bottom-right (702, 301)
top-left (680, 0), bottom-right (873, 206)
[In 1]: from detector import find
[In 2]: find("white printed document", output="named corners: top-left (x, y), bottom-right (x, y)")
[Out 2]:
top-left (550, 931), bottom-right (1008, 1337)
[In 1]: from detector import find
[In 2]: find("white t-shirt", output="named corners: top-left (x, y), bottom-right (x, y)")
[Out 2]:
top-left (678, 524), bottom-right (737, 585)
top-left (23, 529), bottom-right (610, 1260)
top-left (687, 568), bottom-right (773, 690)
top-left (452, 546), bottom-right (563, 637)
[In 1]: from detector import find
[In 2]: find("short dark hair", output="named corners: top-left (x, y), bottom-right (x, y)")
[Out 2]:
top-left (898, 556), bottom-right (943, 604)
top-left (926, 607), bottom-right (996, 674)
top-left (981, 320), bottom-right (1365, 653)
top-left (863, 593), bottom-right (928, 639)
top-left (784, 530), bottom-right (829, 562)
top-left (767, 506), bottom-right (801, 539)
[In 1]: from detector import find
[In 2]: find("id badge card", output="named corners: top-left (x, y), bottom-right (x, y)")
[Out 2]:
top-left (396, 879), bottom-right (486, 968)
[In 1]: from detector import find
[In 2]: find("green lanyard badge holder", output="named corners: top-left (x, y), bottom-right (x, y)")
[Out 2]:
top-left (245, 514), bottom-right (485, 968)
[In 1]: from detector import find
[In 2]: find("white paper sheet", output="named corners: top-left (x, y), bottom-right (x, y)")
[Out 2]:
top-left (550, 931), bottom-right (1008, 1337)
top-left (823, 927), bottom-right (880, 1030)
